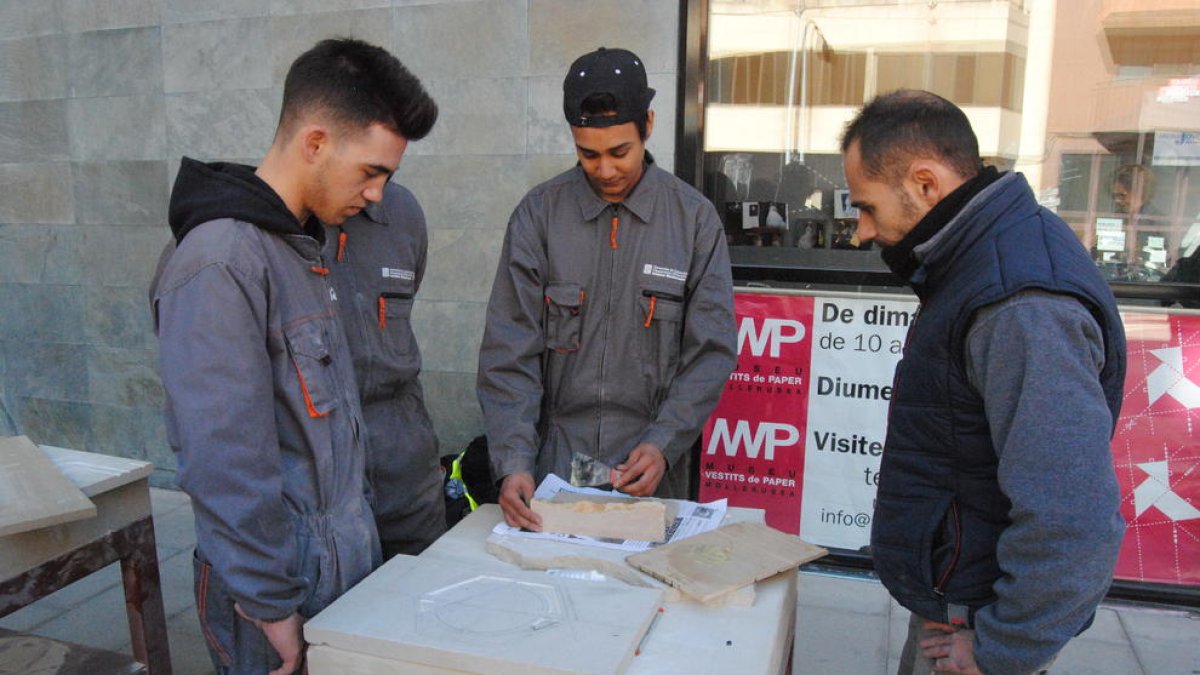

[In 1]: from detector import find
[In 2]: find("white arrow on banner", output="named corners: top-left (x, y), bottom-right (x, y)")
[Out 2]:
top-left (1133, 461), bottom-right (1200, 521)
top-left (1146, 347), bottom-right (1200, 408)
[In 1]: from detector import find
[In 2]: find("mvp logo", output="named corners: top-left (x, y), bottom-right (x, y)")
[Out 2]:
top-left (738, 317), bottom-right (806, 358)
top-left (706, 419), bottom-right (800, 460)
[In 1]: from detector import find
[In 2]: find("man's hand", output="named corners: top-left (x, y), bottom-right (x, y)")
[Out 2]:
top-left (611, 443), bottom-right (667, 497)
top-left (499, 471), bottom-right (541, 530)
top-left (920, 624), bottom-right (983, 675)
top-left (234, 604), bottom-right (306, 675)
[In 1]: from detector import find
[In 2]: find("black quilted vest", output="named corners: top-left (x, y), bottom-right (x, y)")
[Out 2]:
top-left (869, 173), bottom-right (1126, 625)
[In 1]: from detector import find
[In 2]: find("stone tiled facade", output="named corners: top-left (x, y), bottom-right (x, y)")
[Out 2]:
top-left (0, 0), bottom-right (680, 483)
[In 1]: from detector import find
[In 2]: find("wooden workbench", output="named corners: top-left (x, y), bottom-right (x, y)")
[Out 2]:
top-left (0, 446), bottom-right (171, 674)
top-left (306, 504), bottom-right (797, 675)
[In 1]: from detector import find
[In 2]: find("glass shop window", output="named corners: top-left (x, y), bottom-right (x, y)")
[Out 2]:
top-left (696, 0), bottom-right (1200, 303)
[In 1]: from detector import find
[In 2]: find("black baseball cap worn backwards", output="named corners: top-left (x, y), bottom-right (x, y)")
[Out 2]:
top-left (562, 47), bottom-right (656, 128)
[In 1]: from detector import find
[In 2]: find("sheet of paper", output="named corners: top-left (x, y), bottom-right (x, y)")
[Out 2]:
top-left (491, 474), bottom-right (728, 553)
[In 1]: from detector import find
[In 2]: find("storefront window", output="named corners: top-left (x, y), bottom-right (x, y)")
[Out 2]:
top-left (687, 0), bottom-right (1200, 302)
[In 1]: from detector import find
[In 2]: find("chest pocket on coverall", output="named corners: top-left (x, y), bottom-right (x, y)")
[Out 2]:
top-left (638, 287), bottom-right (684, 387)
top-left (544, 282), bottom-right (584, 353)
top-left (378, 290), bottom-right (416, 358)
top-left (283, 320), bottom-right (339, 417)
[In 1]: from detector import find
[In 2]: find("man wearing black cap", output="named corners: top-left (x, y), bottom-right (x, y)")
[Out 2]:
top-left (477, 47), bottom-right (737, 530)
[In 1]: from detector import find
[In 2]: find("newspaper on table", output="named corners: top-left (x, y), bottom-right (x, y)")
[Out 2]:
top-left (490, 473), bottom-right (728, 553)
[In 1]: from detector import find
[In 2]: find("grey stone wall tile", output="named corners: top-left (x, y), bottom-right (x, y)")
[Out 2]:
top-left (85, 285), bottom-right (156, 349)
top-left (66, 27), bottom-right (163, 98)
top-left (393, 0), bottom-right (481, 5)
top-left (271, 0), bottom-right (390, 14)
top-left (37, 225), bottom-right (91, 285)
top-left (0, 225), bottom-right (42, 284)
top-left (270, 9), bottom-right (393, 84)
top-left (410, 298), bottom-right (486, 373)
top-left (163, 18), bottom-right (272, 94)
top-left (393, 155), bottom-right (531, 231)
top-left (166, 89), bottom-right (279, 161)
top-left (392, 1), bottom-right (526, 80)
top-left (418, 77), bottom-right (525, 156)
top-left (421, 227), bottom-right (505, 302)
top-left (61, 0), bottom-right (160, 33)
top-left (0, 282), bottom-right (87, 343)
top-left (0, 2), bottom-right (60, 39)
top-left (0, 35), bottom-right (67, 102)
top-left (0, 354), bottom-right (14, 436)
top-left (0, 100), bottom-right (70, 162)
top-left (12, 397), bottom-right (93, 450)
top-left (72, 161), bottom-right (169, 225)
top-left (0, 162), bottom-right (75, 225)
top-left (526, 75), bottom-right (573, 155)
top-left (162, 0), bottom-right (269, 24)
top-left (0, 224), bottom-right (75, 284)
top-left (418, 370), bottom-right (483, 456)
top-left (526, 153), bottom-right (576, 187)
top-left (90, 404), bottom-right (164, 462)
top-left (5, 341), bottom-right (88, 401)
top-left (528, 0), bottom-right (677, 76)
top-left (0, 223), bottom-right (168, 287)
top-left (68, 95), bottom-right (166, 160)
top-left (88, 346), bottom-right (164, 408)
top-left (80, 224), bottom-right (172, 287)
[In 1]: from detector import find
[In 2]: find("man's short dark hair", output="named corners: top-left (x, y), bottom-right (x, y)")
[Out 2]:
top-left (841, 89), bottom-right (980, 183)
top-left (579, 93), bottom-right (649, 141)
top-left (279, 38), bottom-right (437, 141)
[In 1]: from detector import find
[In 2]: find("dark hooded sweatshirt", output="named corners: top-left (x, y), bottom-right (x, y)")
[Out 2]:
top-left (151, 157), bottom-right (380, 622)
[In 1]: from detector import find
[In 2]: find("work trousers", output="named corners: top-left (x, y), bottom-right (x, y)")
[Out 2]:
top-left (193, 552), bottom-right (290, 674)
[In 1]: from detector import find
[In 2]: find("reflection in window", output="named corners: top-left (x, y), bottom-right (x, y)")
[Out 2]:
top-left (696, 0), bottom-right (1200, 301)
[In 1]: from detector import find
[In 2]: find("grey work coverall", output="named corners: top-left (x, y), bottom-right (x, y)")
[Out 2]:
top-left (152, 157), bottom-right (380, 672)
top-left (324, 182), bottom-right (446, 558)
top-left (478, 162), bottom-right (737, 497)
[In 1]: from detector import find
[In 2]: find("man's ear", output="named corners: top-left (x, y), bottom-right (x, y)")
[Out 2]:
top-left (908, 158), bottom-right (962, 208)
top-left (298, 125), bottom-right (329, 164)
top-left (644, 109), bottom-right (655, 142)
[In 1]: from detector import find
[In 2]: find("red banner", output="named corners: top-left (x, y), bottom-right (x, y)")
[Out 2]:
top-left (702, 292), bottom-right (1200, 589)
top-left (1112, 312), bottom-right (1200, 586)
top-left (700, 294), bottom-right (813, 534)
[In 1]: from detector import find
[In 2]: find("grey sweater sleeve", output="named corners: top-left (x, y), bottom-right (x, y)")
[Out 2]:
top-left (964, 290), bottom-right (1125, 675)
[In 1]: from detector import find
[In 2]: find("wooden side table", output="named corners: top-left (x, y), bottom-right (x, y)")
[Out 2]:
top-left (0, 446), bottom-right (171, 674)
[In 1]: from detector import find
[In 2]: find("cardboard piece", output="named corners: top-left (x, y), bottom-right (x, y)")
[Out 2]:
top-left (0, 436), bottom-right (96, 537)
top-left (306, 554), bottom-right (664, 675)
top-left (531, 493), bottom-right (671, 543)
top-left (625, 522), bottom-right (827, 603)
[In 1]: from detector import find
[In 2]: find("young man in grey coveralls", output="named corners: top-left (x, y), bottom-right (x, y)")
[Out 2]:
top-left (842, 90), bottom-right (1127, 675)
top-left (151, 40), bottom-right (436, 674)
top-left (477, 47), bottom-right (737, 530)
top-left (324, 181), bottom-right (447, 558)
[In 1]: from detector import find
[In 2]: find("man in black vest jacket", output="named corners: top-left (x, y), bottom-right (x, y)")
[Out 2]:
top-left (841, 90), bottom-right (1127, 675)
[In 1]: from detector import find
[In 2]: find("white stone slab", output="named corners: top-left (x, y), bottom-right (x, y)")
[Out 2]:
top-left (0, 437), bottom-right (95, 537)
top-left (532, 493), bottom-right (670, 543)
top-left (627, 522), bottom-right (826, 603)
top-left (40, 445), bottom-right (153, 497)
top-left (305, 554), bottom-right (664, 675)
